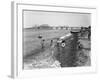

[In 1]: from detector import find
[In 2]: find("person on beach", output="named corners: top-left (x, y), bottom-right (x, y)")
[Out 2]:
top-left (41, 39), bottom-right (45, 49)
top-left (50, 39), bottom-right (53, 47)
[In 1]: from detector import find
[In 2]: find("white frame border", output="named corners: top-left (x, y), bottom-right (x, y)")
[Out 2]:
top-left (11, 1), bottom-right (97, 78)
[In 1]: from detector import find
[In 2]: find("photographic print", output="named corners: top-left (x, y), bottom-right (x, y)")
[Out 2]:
top-left (12, 2), bottom-right (97, 78)
top-left (23, 10), bottom-right (91, 69)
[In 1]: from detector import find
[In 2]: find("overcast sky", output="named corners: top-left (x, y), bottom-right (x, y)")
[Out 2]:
top-left (23, 10), bottom-right (91, 28)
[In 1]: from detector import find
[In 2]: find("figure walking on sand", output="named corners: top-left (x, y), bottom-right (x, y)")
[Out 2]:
top-left (41, 39), bottom-right (45, 49)
top-left (50, 39), bottom-right (53, 47)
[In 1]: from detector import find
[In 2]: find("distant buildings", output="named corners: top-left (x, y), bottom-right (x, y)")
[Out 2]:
top-left (25, 24), bottom-right (88, 31)
top-left (30, 24), bottom-right (69, 30)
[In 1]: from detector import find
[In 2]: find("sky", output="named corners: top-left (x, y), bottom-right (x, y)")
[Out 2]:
top-left (23, 10), bottom-right (91, 28)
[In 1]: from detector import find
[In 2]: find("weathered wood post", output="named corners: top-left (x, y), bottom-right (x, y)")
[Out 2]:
top-left (55, 30), bottom-right (80, 67)
top-left (69, 31), bottom-right (80, 66)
